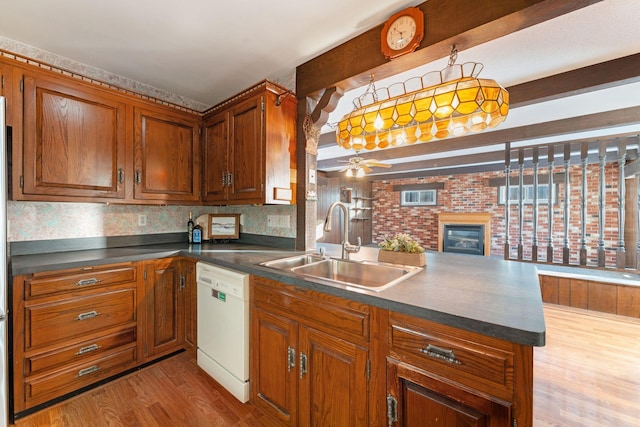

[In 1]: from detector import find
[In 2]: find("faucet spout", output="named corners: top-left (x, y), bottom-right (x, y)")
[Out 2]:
top-left (324, 201), bottom-right (361, 260)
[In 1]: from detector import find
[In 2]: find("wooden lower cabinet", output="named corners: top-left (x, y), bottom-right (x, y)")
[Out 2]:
top-left (251, 278), bottom-right (533, 427)
top-left (387, 359), bottom-right (510, 427)
top-left (141, 258), bottom-right (186, 362)
top-left (251, 277), bottom-right (371, 426)
top-left (12, 262), bottom-right (140, 414)
top-left (12, 257), bottom-right (197, 418)
top-left (181, 258), bottom-right (197, 357)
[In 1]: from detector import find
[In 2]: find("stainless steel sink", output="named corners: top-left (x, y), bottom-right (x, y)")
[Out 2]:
top-left (260, 254), bottom-right (326, 270)
top-left (261, 254), bottom-right (422, 292)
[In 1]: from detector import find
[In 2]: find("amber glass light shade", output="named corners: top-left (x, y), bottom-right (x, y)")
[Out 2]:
top-left (336, 62), bottom-right (509, 150)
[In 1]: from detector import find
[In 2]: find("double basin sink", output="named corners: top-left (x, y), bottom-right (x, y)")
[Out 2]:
top-left (260, 253), bottom-right (423, 292)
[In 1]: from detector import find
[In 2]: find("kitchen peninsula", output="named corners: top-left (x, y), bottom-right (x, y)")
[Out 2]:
top-left (10, 236), bottom-right (544, 426)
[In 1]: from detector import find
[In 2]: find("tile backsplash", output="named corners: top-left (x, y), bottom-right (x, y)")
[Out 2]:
top-left (7, 201), bottom-right (297, 242)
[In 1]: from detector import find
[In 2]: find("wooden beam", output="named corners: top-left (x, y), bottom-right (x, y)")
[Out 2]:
top-left (309, 86), bottom-right (344, 127)
top-left (509, 53), bottom-right (640, 108)
top-left (296, 0), bottom-right (602, 97)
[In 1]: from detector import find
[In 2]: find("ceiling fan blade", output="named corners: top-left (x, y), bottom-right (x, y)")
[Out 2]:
top-left (362, 164), bottom-right (372, 173)
top-left (368, 162), bottom-right (392, 168)
top-left (339, 166), bottom-right (350, 172)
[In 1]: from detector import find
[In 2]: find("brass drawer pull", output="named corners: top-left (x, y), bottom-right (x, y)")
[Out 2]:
top-left (419, 344), bottom-right (462, 365)
top-left (77, 365), bottom-right (99, 377)
top-left (76, 344), bottom-right (100, 356)
top-left (287, 346), bottom-right (296, 372)
top-left (76, 310), bottom-right (99, 321)
top-left (76, 278), bottom-right (100, 287)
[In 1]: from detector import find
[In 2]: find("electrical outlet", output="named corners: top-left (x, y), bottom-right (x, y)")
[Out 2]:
top-left (138, 214), bottom-right (147, 226)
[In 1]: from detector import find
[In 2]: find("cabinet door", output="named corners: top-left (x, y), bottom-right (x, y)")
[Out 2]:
top-left (22, 73), bottom-right (126, 199)
top-left (143, 259), bottom-right (184, 360)
top-left (387, 359), bottom-right (511, 427)
top-left (229, 95), bottom-right (263, 202)
top-left (202, 111), bottom-right (229, 202)
top-left (181, 258), bottom-right (197, 357)
top-left (298, 326), bottom-right (369, 427)
top-left (251, 307), bottom-right (298, 426)
top-left (134, 106), bottom-right (200, 202)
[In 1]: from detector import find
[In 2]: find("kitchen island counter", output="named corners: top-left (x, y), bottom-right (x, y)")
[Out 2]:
top-left (10, 241), bottom-right (545, 347)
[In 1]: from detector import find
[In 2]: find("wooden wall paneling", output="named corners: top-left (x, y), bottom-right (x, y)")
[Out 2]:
top-left (624, 172), bottom-right (638, 268)
top-left (588, 282), bottom-right (618, 314)
top-left (539, 275), bottom-right (559, 304)
top-left (617, 285), bottom-right (640, 318)
top-left (558, 277), bottom-right (572, 306)
top-left (570, 279), bottom-right (589, 309)
top-left (504, 143), bottom-right (511, 260)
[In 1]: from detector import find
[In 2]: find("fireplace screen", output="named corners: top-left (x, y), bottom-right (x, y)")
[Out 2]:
top-left (443, 225), bottom-right (485, 256)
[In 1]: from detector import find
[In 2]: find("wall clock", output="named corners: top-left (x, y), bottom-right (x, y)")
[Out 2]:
top-left (381, 7), bottom-right (425, 60)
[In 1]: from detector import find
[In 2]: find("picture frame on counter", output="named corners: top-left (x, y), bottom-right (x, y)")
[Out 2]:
top-left (208, 214), bottom-right (241, 239)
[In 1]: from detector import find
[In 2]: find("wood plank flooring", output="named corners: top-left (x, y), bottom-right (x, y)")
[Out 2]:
top-left (12, 304), bottom-right (640, 426)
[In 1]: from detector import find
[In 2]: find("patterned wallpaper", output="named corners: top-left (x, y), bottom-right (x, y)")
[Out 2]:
top-left (7, 202), bottom-right (297, 242)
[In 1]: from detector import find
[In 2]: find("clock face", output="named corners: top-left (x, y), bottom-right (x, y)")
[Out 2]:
top-left (386, 15), bottom-right (417, 51)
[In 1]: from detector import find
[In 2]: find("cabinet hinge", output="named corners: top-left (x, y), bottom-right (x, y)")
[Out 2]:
top-left (1, 75), bottom-right (4, 89)
top-left (198, 126), bottom-right (202, 135)
top-left (143, 269), bottom-right (147, 280)
top-left (261, 99), bottom-right (264, 112)
top-left (179, 275), bottom-right (185, 290)
top-left (366, 359), bottom-right (371, 380)
top-left (513, 420), bottom-right (518, 427)
top-left (20, 79), bottom-right (24, 93)
top-left (19, 176), bottom-right (24, 188)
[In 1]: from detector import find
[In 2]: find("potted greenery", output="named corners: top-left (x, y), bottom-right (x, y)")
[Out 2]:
top-left (378, 233), bottom-right (426, 267)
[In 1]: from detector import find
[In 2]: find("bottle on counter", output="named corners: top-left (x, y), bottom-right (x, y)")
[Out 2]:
top-left (187, 211), bottom-right (194, 243)
top-left (193, 222), bottom-right (202, 244)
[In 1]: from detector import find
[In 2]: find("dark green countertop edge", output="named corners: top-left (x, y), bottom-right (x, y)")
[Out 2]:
top-left (9, 237), bottom-right (546, 348)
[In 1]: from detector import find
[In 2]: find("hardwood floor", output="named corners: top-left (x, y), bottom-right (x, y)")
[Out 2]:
top-left (12, 304), bottom-right (640, 426)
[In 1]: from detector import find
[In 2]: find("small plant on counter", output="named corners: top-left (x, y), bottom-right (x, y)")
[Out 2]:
top-left (379, 233), bottom-right (425, 254)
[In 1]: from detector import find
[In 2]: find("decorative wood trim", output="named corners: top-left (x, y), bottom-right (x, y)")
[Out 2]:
top-left (310, 86), bottom-right (344, 127)
top-left (437, 212), bottom-right (492, 256)
top-left (392, 182), bottom-right (444, 191)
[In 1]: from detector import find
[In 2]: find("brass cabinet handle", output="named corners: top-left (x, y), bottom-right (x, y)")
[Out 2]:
top-left (75, 344), bottom-right (100, 356)
top-left (135, 170), bottom-right (142, 184)
top-left (76, 278), bottom-right (100, 287)
top-left (77, 365), bottom-right (99, 377)
top-left (287, 346), bottom-right (296, 372)
top-left (299, 352), bottom-right (307, 378)
top-left (419, 344), bottom-right (462, 365)
top-left (76, 310), bottom-right (99, 321)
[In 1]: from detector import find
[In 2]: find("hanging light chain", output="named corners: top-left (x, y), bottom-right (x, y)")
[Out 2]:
top-left (448, 44), bottom-right (458, 66)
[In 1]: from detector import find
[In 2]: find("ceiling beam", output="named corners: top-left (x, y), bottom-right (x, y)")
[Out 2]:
top-left (509, 53), bottom-right (640, 108)
top-left (318, 106), bottom-right (640, 168)
top-left (296, 0), bottom-right (601, 98)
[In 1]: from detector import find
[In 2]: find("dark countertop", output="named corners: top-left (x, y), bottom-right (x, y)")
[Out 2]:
top-left (10, 241), bottom-right (546, 347)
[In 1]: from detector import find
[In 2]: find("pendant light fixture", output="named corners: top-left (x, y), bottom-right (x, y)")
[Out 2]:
top-left (335, 46), bottom-right (509, 151)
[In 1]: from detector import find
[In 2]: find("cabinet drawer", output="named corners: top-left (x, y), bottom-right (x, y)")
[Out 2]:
top-left (389, 313), bottom-right (515, 397)
top-left (253, 278), bottom-right (369, 343)
top-left (25, 263), bottom-right (137, 299)
top-left (24, 346), bottom-right (137, 407)
top-left (26, 288), bottom-right (136, 350)
top-left (26, 327), bottom-right (137, 376)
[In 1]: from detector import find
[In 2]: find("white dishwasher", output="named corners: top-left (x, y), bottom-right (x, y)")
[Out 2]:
top-left (196, 262), bottom-right (250, 403)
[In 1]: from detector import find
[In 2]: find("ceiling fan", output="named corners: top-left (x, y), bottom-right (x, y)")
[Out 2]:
top-left (338, 155), bottom-right (391, 177)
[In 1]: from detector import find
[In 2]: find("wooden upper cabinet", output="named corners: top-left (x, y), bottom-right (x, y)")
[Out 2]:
top-left (229, 95), bottom-right (263, 201)
top-left (202, 81), bottom-right (296, 205)
top-left (134, 106), bottom-right (200, 202)
top-left (21, 73), bottom-right (126, 199)
top-left (202, 111), bottom-right (229, 202)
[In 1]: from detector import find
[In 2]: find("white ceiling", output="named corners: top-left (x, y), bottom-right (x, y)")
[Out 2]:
top-left (1, 0), bottom-right (639, 176)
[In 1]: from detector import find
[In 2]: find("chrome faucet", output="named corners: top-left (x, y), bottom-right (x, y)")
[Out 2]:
top-left (324, 201), bottom-right (361, 260)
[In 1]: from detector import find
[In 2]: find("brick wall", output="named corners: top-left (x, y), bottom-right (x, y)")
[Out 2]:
top-left (372, 161), bottom-right (622, 267)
